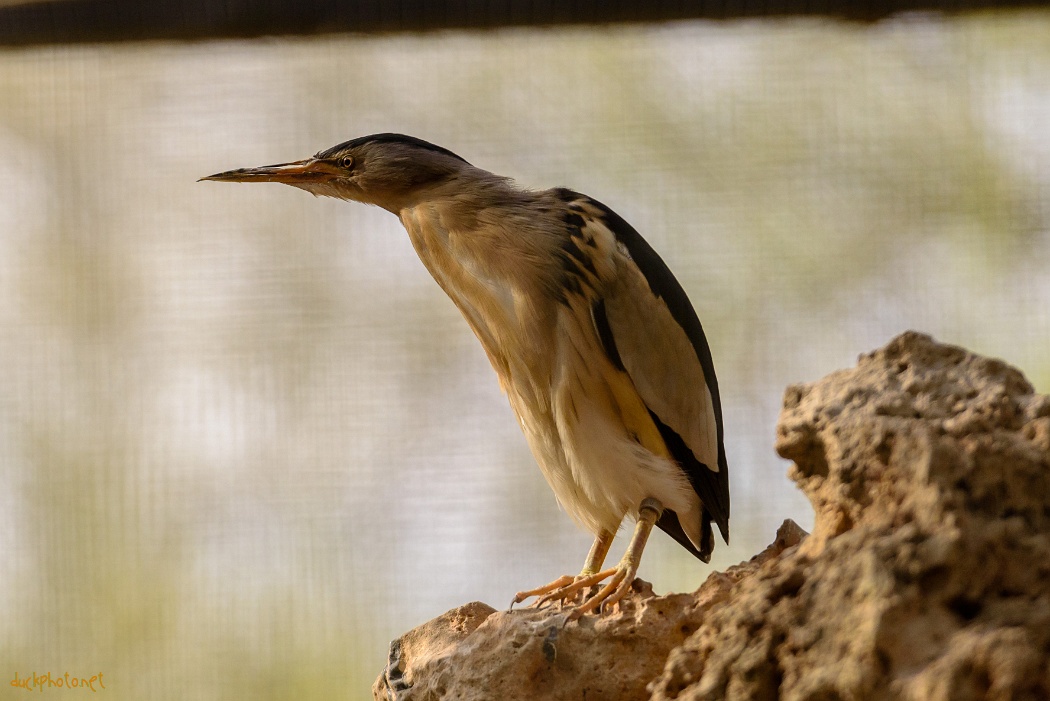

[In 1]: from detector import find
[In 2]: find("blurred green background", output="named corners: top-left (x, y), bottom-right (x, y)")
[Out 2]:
top-left (2, 12), bottom-right (1048, 699)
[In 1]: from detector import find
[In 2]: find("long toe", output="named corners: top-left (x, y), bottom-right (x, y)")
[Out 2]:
top-left (535, 568), bottom-right (617, 608)
top-left (510, 575), bottom-right (575, 609)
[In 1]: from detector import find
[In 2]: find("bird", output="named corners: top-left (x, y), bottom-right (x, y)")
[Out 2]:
top-left (202, 133), bottom-right (729, 618)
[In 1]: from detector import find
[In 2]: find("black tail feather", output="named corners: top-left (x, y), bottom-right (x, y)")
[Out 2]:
top-left (656, 508), bottom-right (712, 563)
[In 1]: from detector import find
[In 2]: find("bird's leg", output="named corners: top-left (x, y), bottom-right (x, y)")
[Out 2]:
top-left (565, 497), bottom-right (663, 621)
top-left (581, 528), bottom-right (616, 576)
top-left (514, 499), bottom-right (664, 619)
top-left (536, 528), bottom-right (617, 606)
top-left (510, 529), bottom-right (615, 608)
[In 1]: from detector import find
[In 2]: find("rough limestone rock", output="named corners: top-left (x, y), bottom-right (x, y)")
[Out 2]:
top-left (373, 520), bottom-right (807, 701)
top-left (374, 332), bottom-right (1050, 701)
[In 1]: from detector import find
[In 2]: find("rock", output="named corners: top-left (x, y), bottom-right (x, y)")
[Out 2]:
top-left (373, 521), bottom-right (807, 701)
top-left (651, 331), bottom-right (1050, 701)
top-left (374, 332), bottom-right (1050, 701)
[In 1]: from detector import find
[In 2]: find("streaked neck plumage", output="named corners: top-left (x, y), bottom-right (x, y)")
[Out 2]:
top-left (397, 177), bottom-right (569, 403)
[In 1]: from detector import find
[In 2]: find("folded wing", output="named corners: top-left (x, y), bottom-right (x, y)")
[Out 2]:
top-left (563, 191), bottom-right (730, 561)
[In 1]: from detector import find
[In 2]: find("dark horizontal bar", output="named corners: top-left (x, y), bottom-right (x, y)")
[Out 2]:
top-left (0, 0), bottom-right (1041, 46)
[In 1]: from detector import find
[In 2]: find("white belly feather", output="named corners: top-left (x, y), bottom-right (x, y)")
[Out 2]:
top-left (509, 303), bottom-right (701, 541)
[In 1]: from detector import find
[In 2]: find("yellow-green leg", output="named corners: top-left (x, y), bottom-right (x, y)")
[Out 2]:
top-left (565, 498), bottom-right (662, 620)
top-left (510, 498), bottom-right (664, 619)
top-left (510, 528), bottom-right (616, 607)
top-left (581, 528), bottom-right (616, 575)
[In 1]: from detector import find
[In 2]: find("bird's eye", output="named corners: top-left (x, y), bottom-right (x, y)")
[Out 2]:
top-left (341, 156), bottom-right (354, 169)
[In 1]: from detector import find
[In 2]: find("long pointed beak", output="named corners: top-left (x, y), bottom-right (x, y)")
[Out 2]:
top-left (199, 158), bottom-right (341, 184)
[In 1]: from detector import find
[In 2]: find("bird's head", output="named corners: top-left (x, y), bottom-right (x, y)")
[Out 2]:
top-left (201, 133), bottom-right (472, 213)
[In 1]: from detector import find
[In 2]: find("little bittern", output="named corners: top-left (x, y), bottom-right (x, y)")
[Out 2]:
top-left (203, 134), bottom-right (729, 618)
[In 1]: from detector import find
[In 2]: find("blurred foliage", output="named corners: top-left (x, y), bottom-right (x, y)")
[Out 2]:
top-left (1, 12), bottom-right (1048, 700)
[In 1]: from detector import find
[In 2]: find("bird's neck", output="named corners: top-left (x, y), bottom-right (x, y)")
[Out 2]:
top-left (365, 167), bottom-right (507, 214)
top-left (398, 190), bottom-right (564, 391)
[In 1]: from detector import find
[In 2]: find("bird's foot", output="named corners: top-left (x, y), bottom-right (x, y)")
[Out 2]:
top-left (509, 575), bottom-right (576, 610)
top-left (563, 563), bottom-right (637, 622)
top-left (510, 562), bottom-right (638, 621)
top-left (511, 501), bottom-right (661, 620)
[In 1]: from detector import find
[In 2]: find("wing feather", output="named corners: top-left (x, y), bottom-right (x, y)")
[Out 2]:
top-left (563, 190), bottom-right (730, 548)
